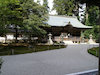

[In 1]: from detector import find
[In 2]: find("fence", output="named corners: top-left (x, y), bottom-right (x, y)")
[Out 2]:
top-left (54, 36), bottom-right (89, 43)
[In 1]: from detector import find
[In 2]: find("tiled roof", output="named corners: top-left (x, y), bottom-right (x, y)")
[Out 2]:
top-left (47, 15), bottom-right (92, 28)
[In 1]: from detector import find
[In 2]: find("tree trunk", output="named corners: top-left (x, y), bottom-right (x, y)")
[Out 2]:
top-left (75, 2), bottom-right (79, 17)
top-left (86, 4), bottom-right (88, 20)
top-left (15, 25), bottom-right (18, 43)
top-left (5, 34), bottom-right (7, 43)
top-left (28, 34), bottom-right (32, 43)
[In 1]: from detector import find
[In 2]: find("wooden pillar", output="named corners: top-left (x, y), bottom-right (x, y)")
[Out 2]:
top-left (80, 30), bottom-right (85, 43)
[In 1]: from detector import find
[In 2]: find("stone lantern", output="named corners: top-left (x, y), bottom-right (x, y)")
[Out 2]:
top-left (48, 33), bottom-right (53, 45)
top-left (88, 34), bottom-right (96, 44)
top-left (60, 33), bottom-right (64, 42)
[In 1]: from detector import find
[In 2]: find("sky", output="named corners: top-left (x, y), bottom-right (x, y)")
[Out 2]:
top-left (34, 0), bottom-right (57, 15)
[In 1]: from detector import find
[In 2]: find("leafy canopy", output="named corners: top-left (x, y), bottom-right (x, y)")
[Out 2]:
top-left (53, 0), bottom-right (75, 16)
top-left (0, 0), bottom-right (49, 37)
top-left (84, 6), bottom-right (99, 40)
top-left (0, 0), bottom-right (22, 35)
top-left (21, 0), bottom-right (49, 36)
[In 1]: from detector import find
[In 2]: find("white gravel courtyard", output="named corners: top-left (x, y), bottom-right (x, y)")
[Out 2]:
top-left (0, 44), bottom-right (99, 75)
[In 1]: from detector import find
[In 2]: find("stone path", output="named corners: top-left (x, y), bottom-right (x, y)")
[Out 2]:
top-left (0, 44), bottom-right (99, 75)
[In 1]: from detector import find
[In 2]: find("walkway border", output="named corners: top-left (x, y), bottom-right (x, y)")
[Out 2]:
top-left (66, 69), bottom-right (98, 75)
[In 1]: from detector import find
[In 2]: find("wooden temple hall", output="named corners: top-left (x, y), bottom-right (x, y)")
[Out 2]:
top-left (42, 15), bottom-right (92, 44)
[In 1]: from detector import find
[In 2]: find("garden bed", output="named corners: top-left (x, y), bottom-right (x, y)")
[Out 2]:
top-left (0, 43), bottom-right (66, 56)
top-left (88, 47), bottom-right (99, 57)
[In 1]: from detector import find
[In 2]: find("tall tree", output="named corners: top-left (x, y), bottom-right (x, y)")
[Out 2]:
top-left (0, 0), bottom-right (9, 36)
top-left (0, 0), bottom-right (48, 43)
top-left (37, 0), bottom-right (40, 4)
top-left (53, 0), bottom-right (76, 16)
top-left (43, 0), bottom-right (49, 13)
top-left (21, 0), bottom-right (48, 42)
top-left (8, 0), bottom-right (23, 43)
top-left (84, 6), bottom-right (99, 40)
top-left (0, 0), bottom-right (22, 43)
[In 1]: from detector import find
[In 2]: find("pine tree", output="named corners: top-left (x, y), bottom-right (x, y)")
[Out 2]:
top-left (0, 0), bottom-right (22, 42)
top-left (21, 0), bottom-right (48, 42)
top-left (43, 0), bottom-right (49, 13)
top-left (37, 0), bottom-right (40, 4)
top-left (53, 0), bottom-right (76, 16)
top-left (84, 6), bottom-right (99, 40)
top-left (0, 0), bottom-right (48, 43)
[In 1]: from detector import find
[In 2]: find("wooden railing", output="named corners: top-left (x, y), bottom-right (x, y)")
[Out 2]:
top-left (54, 36), bottom-right (89, 43)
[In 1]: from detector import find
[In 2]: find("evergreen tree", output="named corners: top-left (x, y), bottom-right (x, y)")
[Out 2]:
top-left (53, 0), bottom-right (77, 16)
top-left (0, 0), bottom-right (22, 42)
top-left (37, 0), bottom-right (40, 4)
top-left (43, 0), bottom-right (49, 13)
top-left (0, 0), bottom-right (48, 43)
top-left (83, 6), bottom-right (99, 41)
top-left (21, 0), bottom-right (48, 42)
top-left (0, 0), bottom-right (10, 36)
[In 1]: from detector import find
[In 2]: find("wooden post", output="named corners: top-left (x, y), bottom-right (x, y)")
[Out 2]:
top-left (48, 45), bottom-right (49, 50)
top-left (11, 49), bottom-right (14, 55)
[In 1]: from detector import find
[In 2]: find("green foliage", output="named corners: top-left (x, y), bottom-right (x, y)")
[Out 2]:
top-left (0, 0), bottom-right (10, 35)
top-left (0, 0), bottom-right (22, 25)
top-left (0, 0), bottom-right (49, 39)
top-left (88, 47), bottom-right (99, 57)
top-left (84, 6), bottom-right (100, 41)
top-left (43, 0), bottom-right (49, 12)
top-left (83, 29), bottom-right (94, 39)
top-left (84, 25), bottom-right (99, 41)
top-left (0, 0), bottom-right (22, 37)
top-left (88, 6), bottom-right (99, 26)
top-left (37, 0), bottom-right (40, 4)
top-left (21, 0), bottom-right (48, 36)
top-left (53, 0), bottom-right (75, 16)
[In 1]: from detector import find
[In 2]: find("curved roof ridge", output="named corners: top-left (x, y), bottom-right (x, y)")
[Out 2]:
top-left (70, 18), bottom-right (92, 28)
top-left (47, 15), bottom-right (92, 28)
top-left (49, 15), bottom-right (77, 18)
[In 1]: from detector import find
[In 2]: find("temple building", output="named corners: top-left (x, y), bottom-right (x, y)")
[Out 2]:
top-left (0, 15), bottom-right (93, 44)
top-left (42, 15), bottom-right (92, 44)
